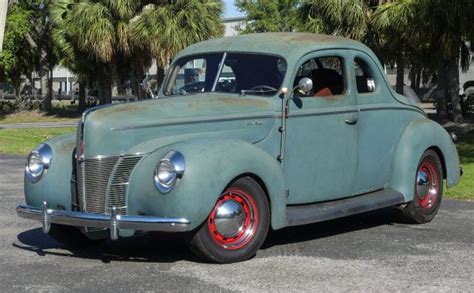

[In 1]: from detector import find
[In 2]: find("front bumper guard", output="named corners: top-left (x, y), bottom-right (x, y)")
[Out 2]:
top-left (16, 202), bottom-right (191, 240)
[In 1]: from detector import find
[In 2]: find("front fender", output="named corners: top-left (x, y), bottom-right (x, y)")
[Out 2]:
top-left (127, 138), bottom-right (287, 230)
top-left (24, 133), bottom-right (76, 209)
top-left (388, 119), bottom-right (460, 202)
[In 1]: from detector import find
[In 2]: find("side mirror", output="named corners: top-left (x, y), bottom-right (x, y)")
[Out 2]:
top-left (295, 77), bottom-right (313, 94)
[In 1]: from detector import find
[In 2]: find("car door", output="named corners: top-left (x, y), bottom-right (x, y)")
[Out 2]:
top-left (349, 51), bottom-right (417, 194)
top-left (284, 51), bottom-right (359, 204)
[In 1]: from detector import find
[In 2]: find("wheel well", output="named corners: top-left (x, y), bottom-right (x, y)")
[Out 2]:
top-left (227, 173), bottom-right (271, 212)
top-left (429, 146), bottom-right (447, 179)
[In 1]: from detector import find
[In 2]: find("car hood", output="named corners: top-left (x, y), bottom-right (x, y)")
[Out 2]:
top-left (81, 94), bottom-right (277, 157)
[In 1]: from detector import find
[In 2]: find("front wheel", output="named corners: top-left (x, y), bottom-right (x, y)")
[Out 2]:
top-left (188, 177), bottom-right (270, 263)
top-left (403, 150), bottom-right (443, 224)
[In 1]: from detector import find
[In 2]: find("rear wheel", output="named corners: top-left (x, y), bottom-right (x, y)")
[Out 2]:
top-left (403, 150), bottom-right (443, 224)
top-left (188, 177), bottom-right (270, 263)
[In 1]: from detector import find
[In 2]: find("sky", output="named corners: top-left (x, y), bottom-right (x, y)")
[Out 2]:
top-left (223, 0), bottom-right (245, 19)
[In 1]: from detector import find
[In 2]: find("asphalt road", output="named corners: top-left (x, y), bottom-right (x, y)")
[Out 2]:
top-left (1, 154), bottom-right (473, 292)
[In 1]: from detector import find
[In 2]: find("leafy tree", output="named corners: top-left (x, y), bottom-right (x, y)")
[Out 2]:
top-left (0, 2), bottom-right (33, 100)
top-left (235, 0), bottom-right (301, 33)
top-left (0, 1), bottom-right (58, 111)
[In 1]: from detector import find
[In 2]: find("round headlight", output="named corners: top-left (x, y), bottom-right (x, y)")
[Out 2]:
top-left (154, 150), bottom-right (185, 193)
top-left (25, 143), bottom-right (52, 183)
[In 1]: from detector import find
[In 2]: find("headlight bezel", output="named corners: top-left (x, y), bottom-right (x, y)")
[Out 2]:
top-left (25, 143), bottom-right (53, 183)
top-left (154, 150), bottom-right (185, 194)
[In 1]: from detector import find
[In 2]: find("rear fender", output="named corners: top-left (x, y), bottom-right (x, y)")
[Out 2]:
top-left (388, 119), bottom-right (460, 202)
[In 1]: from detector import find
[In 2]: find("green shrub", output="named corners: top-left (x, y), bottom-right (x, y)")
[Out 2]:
top-left (0, 100), bottom-right (19, 115)
top-left (0, 100), bottom-right (42, 116)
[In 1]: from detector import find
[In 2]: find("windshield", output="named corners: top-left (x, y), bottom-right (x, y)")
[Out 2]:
top-left (163, 53), bottom-right (287, 97)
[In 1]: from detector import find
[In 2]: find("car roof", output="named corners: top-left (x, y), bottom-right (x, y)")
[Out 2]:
top-left (176, 32), bottom-right (369, 60)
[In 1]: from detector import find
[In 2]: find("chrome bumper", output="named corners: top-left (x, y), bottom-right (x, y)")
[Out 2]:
top-left (16, 202), bottom-right (191, 240)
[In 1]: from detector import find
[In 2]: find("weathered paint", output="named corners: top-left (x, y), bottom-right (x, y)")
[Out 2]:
top-left (127, 139), bottom-right (287, 230)
top-left (25, 133), bottom-right (76, 209)
top-left (23, 33), bottom-right (460, 235)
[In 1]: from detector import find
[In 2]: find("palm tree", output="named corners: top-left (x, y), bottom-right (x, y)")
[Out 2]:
top-left (235, 0), bottom-right (301, 33)
top-left (299, 0), bottom-right (370, 41)
top-left (50, 0), bottom-right (110, 111)
top-left (373, 0), bottom-right (473, 122)
top-left (371, 0), bottom-right (421, 94)
top-left (420, 0), bottom-right (473, 122)
top-left (130, 0), bottom-right (224, 88)
top-left (51, 0), bottom-right (223, 106)
top-left (52, 0), bottom-right (149, 105)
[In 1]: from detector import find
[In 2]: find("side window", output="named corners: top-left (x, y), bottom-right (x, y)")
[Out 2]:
top-left (354, 58), bottom-right (376, 93)
top-left (294, 56), bottom-right (345, 97)
top-left (173, 58), bottom-right (208, 94)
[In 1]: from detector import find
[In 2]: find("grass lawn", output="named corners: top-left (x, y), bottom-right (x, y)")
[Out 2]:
top-left (0, 111), bottom-right (78, 124)
top-left (0, 127), bottom-right (76, 155)
top-left (445, 128), bottom-right (474, 200)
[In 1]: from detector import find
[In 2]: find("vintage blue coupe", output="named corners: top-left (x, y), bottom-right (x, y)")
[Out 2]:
top-left (17, 33), bottom-right (461, 263)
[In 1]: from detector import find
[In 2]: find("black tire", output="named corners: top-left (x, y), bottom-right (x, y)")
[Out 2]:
top-left (188, 177), bottom-right (270, 263)
top-left (403, 150), bottom-right (443, 224)
top-left (48, 224), bottom-right (102, 247)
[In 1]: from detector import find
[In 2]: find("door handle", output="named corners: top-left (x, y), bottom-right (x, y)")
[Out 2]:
top-left (344, 119), bottom-right (358, 125)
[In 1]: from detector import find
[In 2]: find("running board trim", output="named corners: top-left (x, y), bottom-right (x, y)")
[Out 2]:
top-left (286, 189), bottom-right (405, 227)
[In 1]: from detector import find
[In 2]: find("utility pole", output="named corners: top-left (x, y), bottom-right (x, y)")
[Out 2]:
top-left (0, 0), bottom-right (8, 52)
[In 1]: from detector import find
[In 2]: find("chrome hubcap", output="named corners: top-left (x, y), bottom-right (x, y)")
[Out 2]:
top-left (416, 162), bottom-right (438, 209)
top-left (208, 189), bottom-right (259, 250)
top-left (213, 199), bottom-right (246, 238)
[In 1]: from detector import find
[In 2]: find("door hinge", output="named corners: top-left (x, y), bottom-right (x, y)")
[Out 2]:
top-left (286, 188), bottom-right (290, 198)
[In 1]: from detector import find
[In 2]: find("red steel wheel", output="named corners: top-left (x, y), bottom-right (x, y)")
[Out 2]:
top-left (207, 188), bottom-right (259, 250)
top-left (416, 161), bottom-right (439, 209)
top-left (188, 177), bottom-right (270, 263)
top-left (403, 150), bottom-right (443, 224)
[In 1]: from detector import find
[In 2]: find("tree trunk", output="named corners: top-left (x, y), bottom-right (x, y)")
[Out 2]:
top-left (447, 60), bottom-right (463, 123)
top-left (42, 69), bottom-right (53, 112)
top-left (434, 62), bottom-right (448, 121)
top-left (78, 82), bottom-right (86, 113)
top-left (111, 60), bottom-right (119, 97)
top-left (156, 65), bottom-right (166, 93)
top-left (98, 78), bottom-right (112, 105)
top-left (16, 78), bottom-right (28, 104)
top-left (112, 78), bottom-right (118, 97)
top-left (395, 55), bottom-right (405, 94)
top-left (40, 73), bottom-right (47, 102)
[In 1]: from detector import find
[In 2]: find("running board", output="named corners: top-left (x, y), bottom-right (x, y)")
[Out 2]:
top-left (286, 189), bottom-right (405, 227)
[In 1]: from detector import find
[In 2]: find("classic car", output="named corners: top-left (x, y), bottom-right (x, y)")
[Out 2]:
top-left (17, 33), bottom-right (461, 263)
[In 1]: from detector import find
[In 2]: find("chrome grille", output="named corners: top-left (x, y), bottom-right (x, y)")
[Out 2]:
top-left (105, 156), bottom-right (142, 215)
top-left (72, 155), bottom-right (142, 215)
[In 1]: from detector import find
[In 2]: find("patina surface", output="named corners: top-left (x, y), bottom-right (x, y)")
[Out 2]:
top-left (22, 33), bottom-right (460, 234)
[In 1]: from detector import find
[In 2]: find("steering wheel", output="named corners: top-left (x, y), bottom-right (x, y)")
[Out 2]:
top-left (249, 85), bottom-right (278, 91)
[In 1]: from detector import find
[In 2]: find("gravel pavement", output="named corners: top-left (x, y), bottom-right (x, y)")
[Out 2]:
top-left (1, 154), bottom-right (473, 292)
